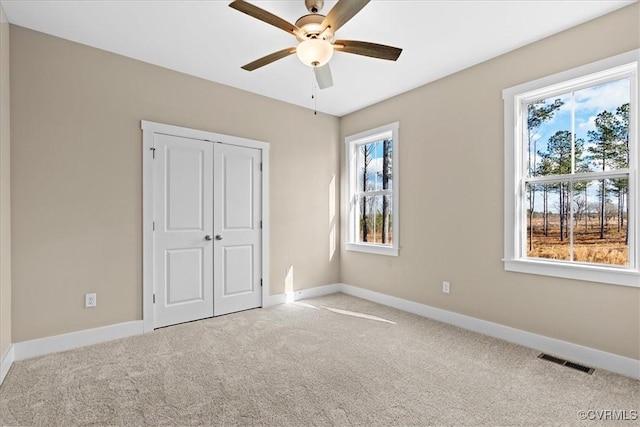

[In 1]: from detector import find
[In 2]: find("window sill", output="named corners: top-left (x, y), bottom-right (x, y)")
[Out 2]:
top-left (345, 243), bottom-right (399, 257)
top-left (504, 259), bottom-right (639, 288)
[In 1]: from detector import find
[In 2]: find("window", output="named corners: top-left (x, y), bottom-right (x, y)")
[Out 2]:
top-left (345, 122), bottom-right (399, 256)
top-left (503, 50), bottom-right (639, 287)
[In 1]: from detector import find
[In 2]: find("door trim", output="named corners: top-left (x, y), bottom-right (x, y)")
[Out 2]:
top-left (141, 120), bottom-right (270, 332)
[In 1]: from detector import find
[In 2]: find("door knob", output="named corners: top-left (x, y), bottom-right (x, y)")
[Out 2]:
top-left (204, 235), bottom-right (212, 241)
top-left (215, 235), bottom-right (223, 241)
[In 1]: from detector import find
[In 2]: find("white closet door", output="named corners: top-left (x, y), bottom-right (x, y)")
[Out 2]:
top-left (213, 143), bottom-right (262, 316)
top-left (153, 134), bottom-right (213, 328)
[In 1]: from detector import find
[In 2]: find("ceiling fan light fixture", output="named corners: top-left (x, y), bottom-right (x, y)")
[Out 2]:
top-left (296, 39), bottom-right (333, 67)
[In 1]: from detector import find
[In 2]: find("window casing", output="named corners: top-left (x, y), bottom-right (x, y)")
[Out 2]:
top-left (503, 50), bottom-right (639, 287)
top-left (345, 122), bottom-right (399, 256)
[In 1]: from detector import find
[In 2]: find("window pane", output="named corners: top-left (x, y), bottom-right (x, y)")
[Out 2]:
top-left (526, 94), bottom-right (570, 178)
top-left (526, 181), bottom-right (570, 261)
top-left (358, 195), bottom-right (393, 245)
top-left (356, 139), bottom-right (393, 193)
top-left (573, 179), bottom-right (629, 266)
top-left (356, 142), bottom-right (369, 192)
top-left (381, 139), bottom-right (393, 191)
top-left (576, 78), bottom-right (630, 173)
top-left (357, 141), bottom-right (380, 192)
top-left (526, 78), bottom-right (631, 178)
top-left (526, 178), bottom-right (630, 265)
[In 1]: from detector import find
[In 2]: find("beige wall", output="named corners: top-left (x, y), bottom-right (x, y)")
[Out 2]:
top-left (10, 26), bottom-right (340, 342)
top-left (6, 3), bottom-right (640, 361)
top-left (0, 5), bottom-right (11, 358)
top-left (340, 3), bottom-right (640, 360)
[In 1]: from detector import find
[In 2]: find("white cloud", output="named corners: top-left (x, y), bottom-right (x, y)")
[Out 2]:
top-left (574, 78), bottom-right (630, 113)
top-left (577, 115), bottom-right (596, 132)
top-left (369, 157), bottom-right (384, 172)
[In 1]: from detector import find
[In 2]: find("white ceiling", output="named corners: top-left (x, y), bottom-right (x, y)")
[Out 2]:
top-left (1, 0), bottom-right (636, 117)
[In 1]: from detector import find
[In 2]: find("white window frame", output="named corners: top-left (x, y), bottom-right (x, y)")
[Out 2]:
top-left (345, 122), bottom-right (399, 256)
top-left (503, 49), bottom-right (639, 287)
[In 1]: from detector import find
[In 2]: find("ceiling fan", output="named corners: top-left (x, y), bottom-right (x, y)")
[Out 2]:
top-left (229, 0), bottom-right (403, 89)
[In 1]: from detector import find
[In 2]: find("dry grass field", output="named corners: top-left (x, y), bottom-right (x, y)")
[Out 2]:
top-left (527, 217), bottom-right (628, 265)
top-left (359, 230), bottom-right (393, 245)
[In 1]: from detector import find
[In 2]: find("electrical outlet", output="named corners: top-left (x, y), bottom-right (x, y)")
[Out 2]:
top-left (85, 293), bottom-right (97, 308)
top-left (442, 281), bottom-right (450, 294)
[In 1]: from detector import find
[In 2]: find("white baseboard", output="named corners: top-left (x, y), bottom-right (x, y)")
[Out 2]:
top-left (0, 344), bottom-right (14, 384)
top-left (268, 292), bottom-right (287, 306)
top-left (4, 284), bottom-right (639, 382)
top-left (268, 283), bottom-right (342, 306)
top-left (339, 283), bottom-right (640, 380)
top-left (13, 321), bottom-right (144, 362)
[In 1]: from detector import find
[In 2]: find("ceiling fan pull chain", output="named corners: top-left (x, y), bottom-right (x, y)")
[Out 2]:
top-left (311, 68), bottom-right (318, 115)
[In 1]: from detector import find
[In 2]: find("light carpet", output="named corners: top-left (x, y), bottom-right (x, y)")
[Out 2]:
top-left (0, 293), bottom-right (638, 426)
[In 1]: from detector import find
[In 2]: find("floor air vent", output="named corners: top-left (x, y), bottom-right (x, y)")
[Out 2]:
top-left (537, 353), bottom-right (595, 374)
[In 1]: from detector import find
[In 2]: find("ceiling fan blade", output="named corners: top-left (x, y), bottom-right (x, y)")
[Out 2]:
top-left (314, 64), bottom-right (333, 89)
top-left (334, 40), bottom-right (402, 61)
top-left (321, 0), bottom-right (370, 32)
top-left (229, 0), bottom-right (301, 37)
top-left (241, 47), bottom-right (296, 71)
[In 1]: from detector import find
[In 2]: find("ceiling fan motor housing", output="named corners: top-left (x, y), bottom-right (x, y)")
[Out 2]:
top-left (295, 13), bottom-right (334, 42)
top-left (305, 0), bottom-right (324, 13)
